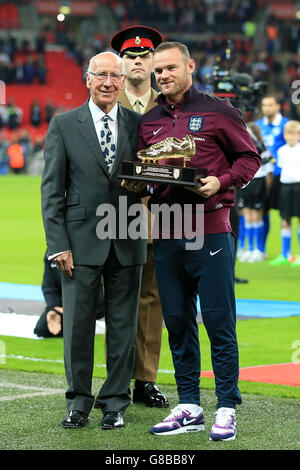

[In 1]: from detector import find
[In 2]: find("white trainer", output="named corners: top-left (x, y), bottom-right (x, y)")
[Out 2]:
top-left (209, 407), bottom-right (237, 441)
top-left (249, 249), bottom-right (266, 262)
top-left (149, 404), bottom-right (205, 435)
top-left (238, 250), bottom-right (253, 262)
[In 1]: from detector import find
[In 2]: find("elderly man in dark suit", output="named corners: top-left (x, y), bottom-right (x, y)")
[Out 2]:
top-left (41, 51), bottom-right (147, 430)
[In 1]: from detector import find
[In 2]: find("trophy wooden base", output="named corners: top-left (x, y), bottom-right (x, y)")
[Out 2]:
top-left (118, 161), bottom-right (208, 187)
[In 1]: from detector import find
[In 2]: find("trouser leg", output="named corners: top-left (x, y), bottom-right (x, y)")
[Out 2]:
top-left (62, 264), bottom-right (100, 414)
top-left (153, 234), bottom-right (242, 409)
top-left (189, 233), bottom-right (242, 409)
top-left (134, 244), bottom-right (163, 383)
top-left (96, 247), bottom-right (143, 413)
top-left (153, 239), bottom-right (200, 405)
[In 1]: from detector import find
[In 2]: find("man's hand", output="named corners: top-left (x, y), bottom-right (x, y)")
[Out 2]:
top-left (121, 179), bottom-right (147, 192)
top-left (185, 176), bottom-right (221, 198)
top-left (54, 306), bottom-right (63, 314)
top-left (54, 251), bottom-right (74, 277)
top-left (46, 308), bottom-right (63, 336)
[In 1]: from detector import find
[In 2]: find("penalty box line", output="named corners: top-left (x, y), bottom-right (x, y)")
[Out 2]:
top-left (0, 353), bottom-right (175, 374)
top-left (0, 381), bottom-right (65, 402)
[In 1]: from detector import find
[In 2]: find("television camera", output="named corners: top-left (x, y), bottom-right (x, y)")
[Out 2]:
top-left (209, 41), bottom-right (267, 116)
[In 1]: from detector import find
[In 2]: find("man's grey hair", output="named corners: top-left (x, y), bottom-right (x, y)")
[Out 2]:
top-left (87, 52), bottom-right (125, 75)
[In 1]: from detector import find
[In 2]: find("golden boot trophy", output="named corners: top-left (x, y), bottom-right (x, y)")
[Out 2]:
top-left (119, 135), bottom-right (207, 186)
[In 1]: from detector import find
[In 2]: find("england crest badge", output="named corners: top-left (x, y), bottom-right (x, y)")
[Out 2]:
top-left (188, 116), bottom-right (204, 133)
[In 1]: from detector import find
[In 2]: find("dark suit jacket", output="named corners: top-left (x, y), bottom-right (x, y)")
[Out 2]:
top-left (41, 251), bottom-right (104, 318)
top-left (118, 87), bottom-right (159, 245)
top-left (41, 100), bottom-right (147, 267)
top-left (34, 252), bottom-right (104, 337)
top-left (41, 252), bottom-right (62, 310)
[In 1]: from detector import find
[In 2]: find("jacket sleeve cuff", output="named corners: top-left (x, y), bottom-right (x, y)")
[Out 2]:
top-left (217, 173), bottom-right (233, 191)
top-left (48, 250), bottom-right (71, 260)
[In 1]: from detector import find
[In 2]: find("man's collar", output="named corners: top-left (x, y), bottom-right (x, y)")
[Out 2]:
top-left (156, 84), bottom-right (198, 108)
top-left (88, 98), bottom-right (118, 122)
top-left (263, 112), bottom-right (282, 126)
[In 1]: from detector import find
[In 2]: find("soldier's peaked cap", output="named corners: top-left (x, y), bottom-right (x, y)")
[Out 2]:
top-left (111, 25), bottom-right (163, 57)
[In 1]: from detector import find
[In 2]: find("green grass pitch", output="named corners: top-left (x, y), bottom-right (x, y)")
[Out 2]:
top-left (0, 175), bottom-right (300, 450)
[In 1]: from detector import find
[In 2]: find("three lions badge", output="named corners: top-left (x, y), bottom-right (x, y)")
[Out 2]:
top-left (188, 116), bottom-right (204, 133)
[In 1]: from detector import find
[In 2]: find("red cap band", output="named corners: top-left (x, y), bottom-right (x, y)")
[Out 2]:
top-left (121, 37), bottom-right (154, 52)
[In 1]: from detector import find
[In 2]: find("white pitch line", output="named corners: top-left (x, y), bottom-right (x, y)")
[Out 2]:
top-left (0, 381), bottom-right (65, 392)
top-left (0, 381), bottom-right (65, 402)
top-left (0, 354), bottom-right (174, 372)
top-left (0, 354), bottom-right (64, 364)
top-left (0, 353), bottom-right (174, 373)
top-left (0, 353), bottom-right (107, 368)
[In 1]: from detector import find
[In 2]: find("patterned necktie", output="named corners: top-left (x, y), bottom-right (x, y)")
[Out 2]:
top-left (100, 115), bottom-right (116, 173)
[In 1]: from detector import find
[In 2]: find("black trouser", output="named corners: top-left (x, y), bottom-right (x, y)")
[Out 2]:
top-left (62, 245), bottom-right (143, 415)
top-left (153, 234), bottom-right (242, 409)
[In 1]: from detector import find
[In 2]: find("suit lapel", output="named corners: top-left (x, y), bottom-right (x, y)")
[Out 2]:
top-left (77, 101), bottom-right (109, 177)
top-left (110, 105), bottom-right (135, 177)
top-left (117, 89), bottom-right (134, 111)
top-left (144, 89), bottom-right (159, 114)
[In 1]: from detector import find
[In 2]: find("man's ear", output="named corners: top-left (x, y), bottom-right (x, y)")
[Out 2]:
top-left (86, 72), bottom-right (91, 90)
top-left (119, 73), bottom-right (127, 90)
top-left (188, 58), bottom-right (196, 75)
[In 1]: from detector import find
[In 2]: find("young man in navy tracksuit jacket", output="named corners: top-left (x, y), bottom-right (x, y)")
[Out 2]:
top-left (124, 41), bottom-right (260, 441)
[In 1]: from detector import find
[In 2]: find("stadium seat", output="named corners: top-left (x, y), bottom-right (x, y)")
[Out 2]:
top-left (6, 51), bottom-right (89, 141)
top-left (0, 3), bottom-right (19, 29)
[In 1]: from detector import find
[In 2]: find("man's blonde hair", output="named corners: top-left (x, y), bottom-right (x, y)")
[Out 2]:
top-left (284, 120), bottom-right (300, 134)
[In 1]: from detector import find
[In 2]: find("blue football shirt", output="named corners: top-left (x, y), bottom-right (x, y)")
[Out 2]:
top-left (256, 113), bottom-right (289, 176)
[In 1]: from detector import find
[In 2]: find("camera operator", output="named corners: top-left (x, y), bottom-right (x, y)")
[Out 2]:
top-left (210, 65), bottom-right (267, 278)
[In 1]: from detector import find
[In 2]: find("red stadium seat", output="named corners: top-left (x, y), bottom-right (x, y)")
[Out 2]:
top-left (0, 3), bottom-right (19, 29)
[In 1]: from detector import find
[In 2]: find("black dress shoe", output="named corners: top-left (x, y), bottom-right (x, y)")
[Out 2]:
top-left (101, 411), bottom-right (125, 430)
top-left (133, 381), bottom-right (169, 408)
top-left (61, 410), bottom-right (88, 429)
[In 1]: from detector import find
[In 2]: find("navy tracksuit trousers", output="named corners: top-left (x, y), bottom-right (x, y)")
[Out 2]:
top-left (153, 232), bottom-right (242, 409)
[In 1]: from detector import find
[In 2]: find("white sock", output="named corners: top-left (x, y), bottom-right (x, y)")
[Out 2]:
top-left (179, 403), bottom-right (203, 414)
top-left (217, 406), bottom-right (236, 415)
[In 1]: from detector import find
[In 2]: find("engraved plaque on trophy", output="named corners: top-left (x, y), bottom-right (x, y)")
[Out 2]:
top-left (118, 135), bottom-right (207, 186)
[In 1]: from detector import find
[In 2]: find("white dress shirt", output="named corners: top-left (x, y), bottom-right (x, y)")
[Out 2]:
top-left (88, 97), bottom-right (119, 147)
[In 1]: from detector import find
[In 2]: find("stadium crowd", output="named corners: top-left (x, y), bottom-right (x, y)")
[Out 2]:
top-left (0, 34), bottom-right (47, 84)
top-left (0, 125), bottom-right (44, 174)
top-left (106, 0), bottom-right (256, 33)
